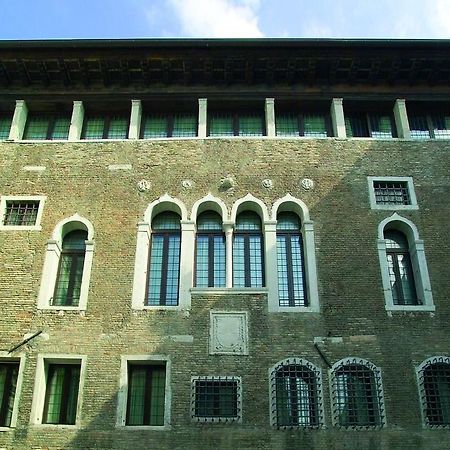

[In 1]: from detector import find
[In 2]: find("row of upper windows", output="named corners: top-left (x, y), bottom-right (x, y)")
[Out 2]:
top-left (1, 355), bottom-right (448, 429)
top-left (0, 99), bottom-right (449, 140)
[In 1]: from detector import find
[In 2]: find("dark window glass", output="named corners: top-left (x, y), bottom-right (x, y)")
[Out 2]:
top-left (3, 201), bottom-right (39, 226)
top-left (23, 115), bottom-right (70, 140)
top-left (275, 364), bottom-right (319, 427)
top-left (345, 115), bottom-right (369, 137)
top-left (276, 114), bottom-right (330, 137)
top-left (82, 115), bottom-right (128, 139)
top-left (409, 113), bottom-right (450, 139)
top-left (0, 116), bottom-right (12, 140)
top-left (385, 230), bottom-right (418, 305)
top-left (335, 364), bottom-right (381, 427)
top-left (141, 114), bottom-right (197, 138)
top-left (233, 211), bottom-right (264, 287)
top-left (126, 364), bottom-right (166, 426)
top-left (147, 212), bottom-right (181, 306)
top-left (0, 362), bottom-right (19, 427)
top-left (53, 230), bottom-right (87, 307)
top-left (277, 212), bottom-right (307, 307)
top-left (409, 115), bottom-right (431, 139)
top-left (43, 364), bottom-right (80, 425)
top-left (196, 211), bottom-right (225, 288)
top-left (432, 114), bottom-right (450, 139)
top-left (345, 114), bottom-right (394, 138)
top-left (373, 181), bottom-right (411, 205)
top-left (209, 114), bottom-right (264, 137)
top-left (422, 362), bottom-right (450, 426)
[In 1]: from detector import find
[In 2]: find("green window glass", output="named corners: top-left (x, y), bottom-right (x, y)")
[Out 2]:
top-left (172, 114), bottom-right (197, 137)
top-left (0, 362), bottom-right (19, 427)
top-left (126, 364), bottom-right (166, 426)
top-left (43, 364), bottom-right (80, 425)
top-left (82, 117), bottom-right (105, 139)
top-left (141, 114), bottom-right (197, 138)
top-left (369, 115), bottom-right (394, 139)
top-left (276, 114), bottom-right (329, 137)
top-left (209, 114), bottom-right (234, 136)
top-left (239, 115), bottom-right (263, 136)
top-left (0, 116), bottom-right (12, 140)
top-left (276, 115), bottom-right (299, 136)
top-left (23, 115), bottom-right (70, 140)
top-left (107, 116), bottom-right (128, 139)
top-left (142, 115), bottom-right (168, 138)
top-left (304, 115), bottom-right (328, 137)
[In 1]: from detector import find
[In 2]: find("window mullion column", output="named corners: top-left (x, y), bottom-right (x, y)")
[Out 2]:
top-left (265, 220), bottom-right (278, 311)
top-left (180, 220), bottom-right (195, 309)
top-left (223, 221), bottom-right (234, 288)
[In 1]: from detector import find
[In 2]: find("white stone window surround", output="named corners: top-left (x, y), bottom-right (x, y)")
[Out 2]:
top-left (416, 356), bottom-right (450, 429)
top-left (367, 176), bottom-right (418, 210)
top-left (30, 354), bottom-right (87, 428)
top-left (329, 357), bottom-right (386, 430)
top-left (0, 353), bottom-right (26, 431)
top-left (131, 194), bottom-right (192, 310)
top-left (37, 214), bottom-right (95, 311)
top-left (191, 376), bottom-right (242, 423)
top-left (116, 355), bottom-right (172, 430)
top-left (377, 214), bottom-right (434, 312)
top-left (269, 357), bottom-right (324, 429)
top-left (0, 195), bottom-right (46, 231)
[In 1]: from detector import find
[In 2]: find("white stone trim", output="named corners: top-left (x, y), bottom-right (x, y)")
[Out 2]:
top-left (9, 100), bottom-right (27, 141)
top-left (394, 99), bottom-right (411, 139)
top-left (128, 99), bottom-right (142, 139)
top-left (377, 214), bottom-right (434, 312)
top-left (0, 353), bottom-right (26, 431)
top-left (68, 101), bottom-right (84, 141)
top-left (191, 193), bottom-right (228, 221)
top-left (230, 193), bottom-right (269, 223)
top-left (209, 311), bottom-right (249, 355)
top-left (265, 98), bottom-right (275, 137)
top-left (0, 195), bottom-right (46, 231)
top-left (30, 354), bottom-right (87, 428)
top-left (37, 214), bottom-right (94, 311)
top-left (198, 98), bottom-right (207, 138)
top-left (367, 176), bottom-right (418, 210)
top-left (116, 355), bottom-right (171, 430)
top-left (330, 98), bottom-right (346, 138)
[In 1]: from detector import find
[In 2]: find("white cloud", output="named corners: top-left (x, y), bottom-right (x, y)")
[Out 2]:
top-left (168, 0), bottom-right (263, 38)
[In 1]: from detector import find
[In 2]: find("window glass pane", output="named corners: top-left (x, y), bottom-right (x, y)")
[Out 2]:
top-left (235, 211), bottom-right (261, 231)
top-left (172, 114), bottom-right (197, 137)
top-left (0, 116), bottom-right (12, 140)
top-left (197, 211), bottom-right (222, 231)
top-left (4, 201), bottom-right (39, 226)
top-left (213, 235), bottom-right (226, 287)
top-left (432, 114), bottom-right (450, 139)
top-left (83, 117), bottom-right (105, 139)
top-left (384, 230), bottom-right (408, 249)
top-left (423, 363), bottom-right (450, 425)
top-left (195, 235), bottom-right (209, 288)
top-left (232, 235), bottom-right (245, 287)
top-left (107, 116), bottom-right (128, 139)
top-left (276, 115), bottom-right (299, 136)
top-left (24, 116), bottom-right (50, 140)
top-left (165, 235), bottom-right (181, 305)
top-left (304, 114), bottom-right (327, 137)
top-left (277, 212), bottom-right (300, 231)
top-left (345, 115), bottom-right (369, 137)
top-left (248, 235), bottom-right (263, 287)
top-left (50, 117), bottom-right (70, 139)
top-left (209, 115), bottom-right (234, 136)
top-left (369, 115), bottom-right (394, 139)
top-left (152, 212), bottom-right (181, 231)
top-left (409, 115), bottom-right (431, 139)
top-left (239, 115), bottom-right (263, 136)
top-left (142, 115), bottom-right (168, 138)
top-left (147, 236), bottom-right (164, 304)
top-left (0, 362), bottom-right (19, 427)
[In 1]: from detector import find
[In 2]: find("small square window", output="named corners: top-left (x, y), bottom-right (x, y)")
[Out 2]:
top-left (191, 376), bottom-right (242, 422)
top-left (367, 177), bottom-right (418, 210)
top-left (0, 196), bottom-right (46, 230)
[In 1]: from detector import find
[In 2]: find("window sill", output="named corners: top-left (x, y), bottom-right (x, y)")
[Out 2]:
top-left (0, 426), bottom-right (14, 432)
top-left (37, 306), bottom-right (86, 312)
top-left (268, 305), bottom-right (320, 313)
top-left (191, 287), bottom-right (268, 295)
top-left (32, 423), bottom-right (80, 430)
top-left (115, 425), bottom-right (171, 431)
top-left (370, 204), bottom-right (419, 211)
top-left (385, 304), bottom-right (435, 312)
top-left (0, 225), bottom-right (42, 231)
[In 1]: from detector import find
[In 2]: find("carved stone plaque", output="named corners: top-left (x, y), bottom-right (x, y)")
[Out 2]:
top-left (209, 311), bottom-right (249, 355)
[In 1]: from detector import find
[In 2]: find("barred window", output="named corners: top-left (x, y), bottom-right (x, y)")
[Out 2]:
top-left (141, 114), bottom-right (197, 138)
top-left (126, 363), bottom-right (166, 426)
top-left (276, 212), bottom-right (307, 307)
top-left (373, 181), bottom-right (411, 205)
top-left (345, 114), bottom-right (395, 139)
top-left (331, 359), bottom-right (385, 429)
top-left (233, 211), bottom-right (264, 288)
top-left (270, 359), bottom-right (323, 428)
top-left (82, 115), bottom-right (128, 139)
top-left (23, 114), bottom-right (70, 140)
top-left (195, 211), bottom-right (226, 288)
top-left (0, 362), bottom-right (19, 427)
top-left (409, 113), bottom-right (450, 139)
top-left (0, 115), bottom-right (12, 140)
top-left (208, 113), bottom-right (264, 137)
top-left (3, 200), bottom-right (39, 226)
top-left (418, 357), bottom-right (450, 427)
top-left (191, 376), bottom-right (241, 422)
top-left (276, 114), bottom-right (330, 137)
top-left (147, 212), bottom-right (181, 306)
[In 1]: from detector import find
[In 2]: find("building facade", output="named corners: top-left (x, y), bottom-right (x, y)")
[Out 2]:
top-left (0, 39), bottom-right (449, 449)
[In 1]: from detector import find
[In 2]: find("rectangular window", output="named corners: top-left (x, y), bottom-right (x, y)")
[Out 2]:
top-left (208, 113), bottom-right (264, 137)
top-left (345, 114), bottom-right (395, 138)
top-left (23, 115), bottom-right (70, 140)
top-left (126, 363), bottom-right (166, 426)
top-left (409, 113), bottom-right (450, 139)
top-left (0, 116), bottom-right (12, 140)
top-left (141, 114), bottom-right (197, 138)
top-left (276, 114), bottom-right (330, 137)
top-left (3, 200), bottom-right (39, 226)
top-left (0, 362), bottom-right (19, 427)
top-left (373, 181), bottom-right (411, 205)
top-left (192, 377), bottom-right (241, 422)
top-left (82, 115), bottom-right (129, 139)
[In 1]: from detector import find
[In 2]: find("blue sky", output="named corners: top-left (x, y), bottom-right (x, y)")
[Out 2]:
top-left (1, 0), bottom-right (449, 40)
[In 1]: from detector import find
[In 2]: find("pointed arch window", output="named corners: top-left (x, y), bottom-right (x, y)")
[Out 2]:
top-left (233, 211), bottom-right (264, 288)
top-left (147, 212), bottom-right (181, 306)
top-left (195, 211), bottom-right (225, 288)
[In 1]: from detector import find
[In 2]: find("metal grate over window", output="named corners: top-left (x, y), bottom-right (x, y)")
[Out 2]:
top-left (3, 201), bottom-right (39, 226)
top-left (331, 359), bottom-right (385, 429)
top-left (373, 181), bottom-right (411, 205)
top-left (191, 376), bottom-right (241, 422)
top-left (270, 358), bottom-right (323, 429)
top-left (418, 357), bottom-right (450, 427)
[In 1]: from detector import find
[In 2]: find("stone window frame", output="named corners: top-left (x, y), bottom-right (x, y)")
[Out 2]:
top-left (416, 356), bottom-right (450, 429)
top-left (30, 354), bottom-right (87, 429)
top-left (367, 176), bottom-right (418, 210)
top-left (116, 355), bottom-right (172, 430)
top-left (37, 214), bottom-right (95, 311)
top-left (191, 376), bottom-right (242, 423)
top-left (377, 214), bottom-right (434, 312)
top-left (329, 357), bottom-right (386, 430)
top-left (0, 195), bottom-right (46, 231)
top-left (0, 352), bottom-right (26, 431)
top-left (269, 357), bottom-right (324, 429)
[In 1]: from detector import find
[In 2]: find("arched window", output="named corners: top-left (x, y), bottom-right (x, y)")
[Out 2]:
top-left (147, 212), bottom-right (181, 306)
top-left (384, 229), bottom-right (417, 305)
top-left (276, 212), bottom-right (307, 307)
top-left (331, 358), bottom-right (385, 428)
top-left (52, 230), bottom-right (88, 306)
top-left (233, 211), bottom-right (264, 287)
top-left (417, 357), bottom-right (450, 427)
top-left (270, 358), bottom-right (322, 428)
top-left (195, 211), bottom-right (225, 287)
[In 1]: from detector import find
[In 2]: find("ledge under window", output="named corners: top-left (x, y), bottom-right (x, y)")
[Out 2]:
top-left (191, 287), bottom-right (268, 295)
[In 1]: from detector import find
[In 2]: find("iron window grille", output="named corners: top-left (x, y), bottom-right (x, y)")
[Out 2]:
top-left (82, 115), bottom-right (129, 139)
top-left (417, 357), bottom-right (450, 427)
top-left (384, 230), bottom-right (418, 305)
top-left (42, 363), bottom-right (80, 425)
top-left (23, 114), bottom-right (70, 140)
top-left (146, 212), bottom-right (181, 306)
top-left (191, 376), bottom-right (242, 422)
top-left (52, 230), bottom-right (87, 307)
top-left (126, 363), bottom-right (166, 426)
top-left (409, 113), bottom-right (450, 140)
top-left (233, 211), bottom-right (265, 288)
top-left (345, 114), bottom-right (396, 138)
top-left (141, 114), bottom-right (197, 138)
top-left (208, 113), bottom-right (265, 137)
top-left (0, 115), bottom-right (12, 140)
top-left (276, 212), bottom-right (307, 307)
top-left (373, 181), bottom-right (411, 205)
top-left (0, 362), bottom-right (19, 427)
top-left (195, 211), bottom-right (226, 288)
top-left (3, 200), bottom-right (39, 226)
top-left (331, 358), bottom-right (385, 429)
top-left (270, 358), bottom-right (323, 429)
top-left (276, 113), bottom-right (331, 137)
